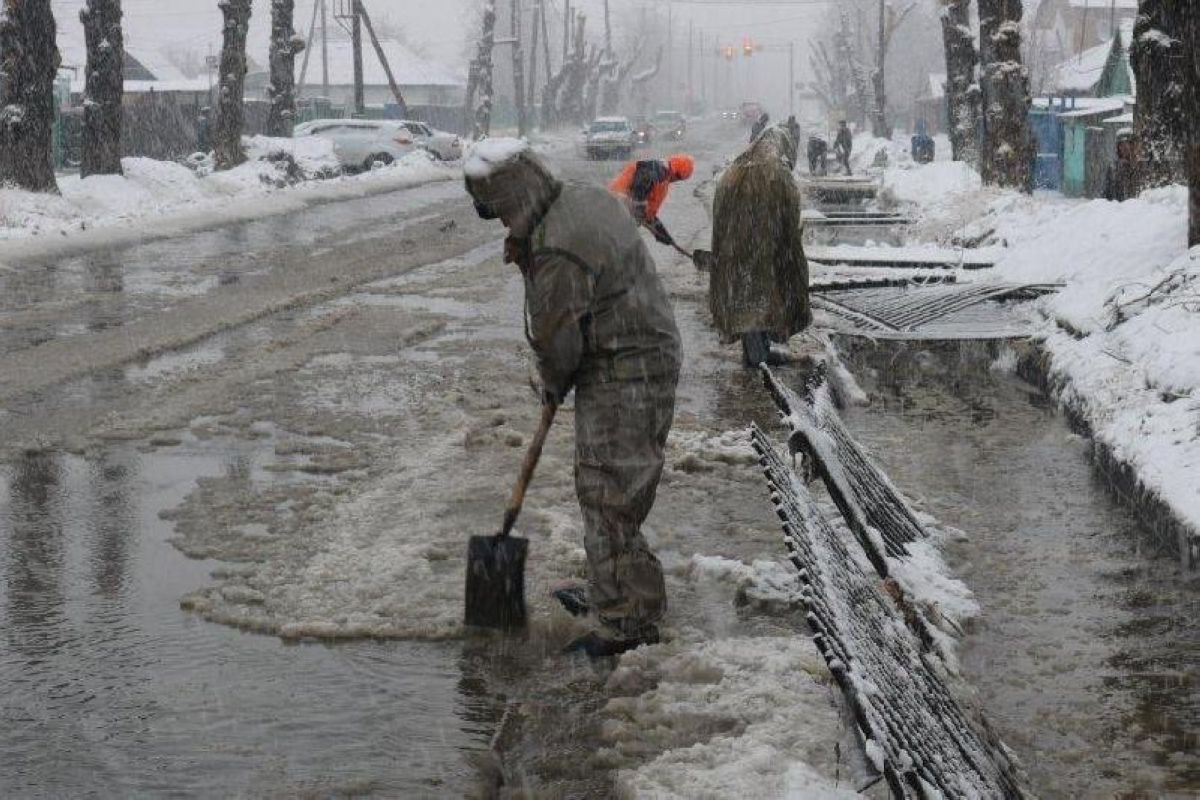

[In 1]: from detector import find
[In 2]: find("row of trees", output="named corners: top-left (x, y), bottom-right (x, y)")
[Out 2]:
top-left (0, 0), bottom-right (306, 193)
top-left (462, 0), bottom-right (663, 140)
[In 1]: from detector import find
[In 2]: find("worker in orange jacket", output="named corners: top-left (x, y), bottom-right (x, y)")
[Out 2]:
top-left (609, 154), bottom-right (695, 250)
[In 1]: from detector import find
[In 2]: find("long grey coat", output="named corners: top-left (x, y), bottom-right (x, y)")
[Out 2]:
top-left (710, 127), bottom-right (811, 342)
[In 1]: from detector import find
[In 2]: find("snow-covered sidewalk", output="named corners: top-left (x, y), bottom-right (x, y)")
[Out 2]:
top-left (873, 140), bottom-right (1200, 562)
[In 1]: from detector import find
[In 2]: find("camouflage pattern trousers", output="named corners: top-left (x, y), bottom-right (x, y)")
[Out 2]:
top-left (574, 371), bottom-right (678, 639)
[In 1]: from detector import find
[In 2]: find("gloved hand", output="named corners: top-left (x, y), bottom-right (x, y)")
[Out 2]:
top-left (648, 218), bottom-right (675, 247)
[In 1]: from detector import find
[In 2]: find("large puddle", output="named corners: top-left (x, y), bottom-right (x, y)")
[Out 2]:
top-left (0, 438), bottom-right (501, 796)
top-left (836, 338), bottom-right (1200, 797)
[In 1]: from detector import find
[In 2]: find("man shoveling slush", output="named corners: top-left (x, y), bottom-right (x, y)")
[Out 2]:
top-left (463, 139), bottom-right (681, 658)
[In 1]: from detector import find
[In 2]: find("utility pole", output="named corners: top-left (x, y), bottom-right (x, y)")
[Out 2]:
top-left (563, 0), bottom-right (570, 63)
top-left (667, 2), bottom-right (673, 110)
top-left (297, 0), bottom-right (320, 98)
top-left (351, 0), bottom-right (364, 114)
top-left (789, 40), bottom-right (795, 117)
top-left (699, 28), bottom-right (705, 110)
top-left (321, 0), bottom-right (329, 98)
top-left (529, 0), bottom-right (540, 126)
top-left (687, 18), bottom-right (694, 112)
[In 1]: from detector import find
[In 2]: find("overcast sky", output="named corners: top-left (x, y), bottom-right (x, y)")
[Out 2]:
top-left (49, 0), bottom-right (831, 72)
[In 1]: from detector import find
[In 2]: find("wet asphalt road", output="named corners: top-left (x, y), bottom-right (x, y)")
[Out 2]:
top-left (1, 121), bottom-right (1197, 798)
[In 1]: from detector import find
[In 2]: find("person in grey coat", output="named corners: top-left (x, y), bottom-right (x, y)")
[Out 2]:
top-left (463, 140), bottom-right (682, 657)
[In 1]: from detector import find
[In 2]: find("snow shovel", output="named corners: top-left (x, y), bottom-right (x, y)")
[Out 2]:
top-left (464, 403), bottom-right (557, 630)
top-left (669, 241), bottom-right (716, 271)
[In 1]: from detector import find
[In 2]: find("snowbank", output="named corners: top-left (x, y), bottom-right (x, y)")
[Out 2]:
top-left (984, 188), bottom-right (1199, 548)
top-left (0, 136), bottom-right (457, 247)
top-left (880, 145), bottom-right (1199, 554)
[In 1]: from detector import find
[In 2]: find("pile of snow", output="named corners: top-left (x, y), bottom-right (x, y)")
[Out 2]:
top-left (0, 137), bottom-right (456, 245)
top-left (881, 160), bottom-right (982, 209)
top-left (599, 635), bottom-right (858, 799)
top-left (982, 187), bottom-right (1200, 536)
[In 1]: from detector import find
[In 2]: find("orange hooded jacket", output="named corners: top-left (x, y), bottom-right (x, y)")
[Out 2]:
top-left (608, 155), bottom-right (694, 222)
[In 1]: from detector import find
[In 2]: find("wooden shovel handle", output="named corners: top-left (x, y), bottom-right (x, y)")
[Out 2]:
top-left (499, 402), bottom-right (557, 538)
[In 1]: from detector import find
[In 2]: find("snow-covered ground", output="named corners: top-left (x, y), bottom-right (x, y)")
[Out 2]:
top-left (873, 136), bottom-right (1200, 558)
top-left (0, 136), bottom-right (460, 249)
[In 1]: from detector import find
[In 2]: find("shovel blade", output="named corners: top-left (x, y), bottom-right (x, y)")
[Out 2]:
top-left (693, 249), bottom-right (716, 271)
top-left (465, 535), bottom-right (528, 629)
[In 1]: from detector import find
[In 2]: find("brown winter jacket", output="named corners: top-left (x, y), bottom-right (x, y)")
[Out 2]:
top-left (710, 127), bottom-right (811, 342)
top-left (513, 180), bottom-right (682, 402)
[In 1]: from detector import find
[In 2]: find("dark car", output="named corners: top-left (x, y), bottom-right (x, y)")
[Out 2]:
top-left (653, 110), bottom-right (687, 141)
top-left (630, 116), bottom-right (656, 146)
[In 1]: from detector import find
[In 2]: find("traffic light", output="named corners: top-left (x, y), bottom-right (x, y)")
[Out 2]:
top-left (742, 36), bottom-right (754, 56)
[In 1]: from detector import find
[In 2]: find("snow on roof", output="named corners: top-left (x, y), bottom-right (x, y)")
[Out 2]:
top-left (1067, 0), bottom-right (1136, 7)
top-left (296, 39), bottom-right (463, 88)
top-left (463, 138), bottom-right (529, 179)
top-left (1048, 20), bottom-right (1134, 94)
top-left (1057, 96), bottom-right (1127, 118)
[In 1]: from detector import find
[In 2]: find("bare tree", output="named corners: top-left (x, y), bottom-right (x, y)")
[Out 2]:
top-left (978, 0), bottom-right (1034, 190)
top-left (464, 0), bottom-right (497, 139)
top-left (1131, 1), bottom-right (1187, 190)
top-left (1188, 6), bottom-right (1200, 246)
top-left (266, 0), bottom-right (305, 138)
top-left (511, 0), bottom-right (527, 137)
top-left (940, 0), bottom-right (981, 165)
top-left (0, 0), bottom-right (61, 192)
top-left (870, 0), bottom-right (917, 138)
top-left (80, 0), bottom-right (124, 177)
top-left (214, 0), bottom-right (252, 170)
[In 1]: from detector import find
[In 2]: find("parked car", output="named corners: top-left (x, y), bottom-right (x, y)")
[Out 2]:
top-left (584, 116), bottom-right (636, 160)
top-left (293, 118), bottom-right (421, 171)
top-left (396, 119), bottom-right (463, 161)
top-left (653, 110), bottom-right (687, 140)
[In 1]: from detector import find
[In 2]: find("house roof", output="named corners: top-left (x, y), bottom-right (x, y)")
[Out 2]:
top-left (1067, 0), bottom-right (1136, 8)
top-left (1048, 19), bottom-right (1135, 95)
top-left (58, 30), bottom-right (195, 92)
top-left (296, 39), bottom-right (464, 88)
top-left (1056, 96), bottom-right (1127, 118)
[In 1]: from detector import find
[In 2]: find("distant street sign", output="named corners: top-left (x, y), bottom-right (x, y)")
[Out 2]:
top-left (206, 56), bottom-right (220, 69)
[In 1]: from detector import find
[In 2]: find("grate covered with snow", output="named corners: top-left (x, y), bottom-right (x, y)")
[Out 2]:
top-left (814, 283), bottom-right (1059, 340)
top-left (749, 419), bottom-right (1025, 798)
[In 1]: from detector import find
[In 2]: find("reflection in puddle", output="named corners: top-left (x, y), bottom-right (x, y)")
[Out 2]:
top-left (0, 430), bottom-right (494, 796)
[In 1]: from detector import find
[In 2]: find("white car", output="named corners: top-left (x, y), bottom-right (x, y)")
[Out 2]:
top-left (293, 118), bottom-right (421, 171)
top-left (396, 119), bottom-right (463, 161)
top-left (584, 117), bottom-right (635, 160)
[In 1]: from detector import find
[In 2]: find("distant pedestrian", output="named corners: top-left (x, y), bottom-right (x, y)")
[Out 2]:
top-left (196, 107), bottom-right (212, 153)
top-left (807, 135), bottom-right (828, 176)
top-left (785, 114), bottom-right (801, 149)
top-left (834, 120), bottom-right (853, 175)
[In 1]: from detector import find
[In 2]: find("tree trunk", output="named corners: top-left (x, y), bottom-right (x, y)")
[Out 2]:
top-left (978, 0), bottom-right (1034, 190)
top-left (528, 0), bottom-right (540, 128)
top-left (941, 0), bottom-right (981, 165)
top-left (465, 0), bottom-right (496, 140)
top-left (871, 0), bottom-right (888, 138)
top-left (511, 0), bottom-right (526, 137)
top-left (80, 0), bottom-right (124, 177)
top-left (214, 0), bottom-right (252, 170)
top-left (1187, 6), bottom-right (1200, 247)
top-left (1131, 0), bottom-right (1187, 190)
top-left (266, 0), bottom-right (304, 138)
top-left (0, 0), bottom-right (62, 192)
